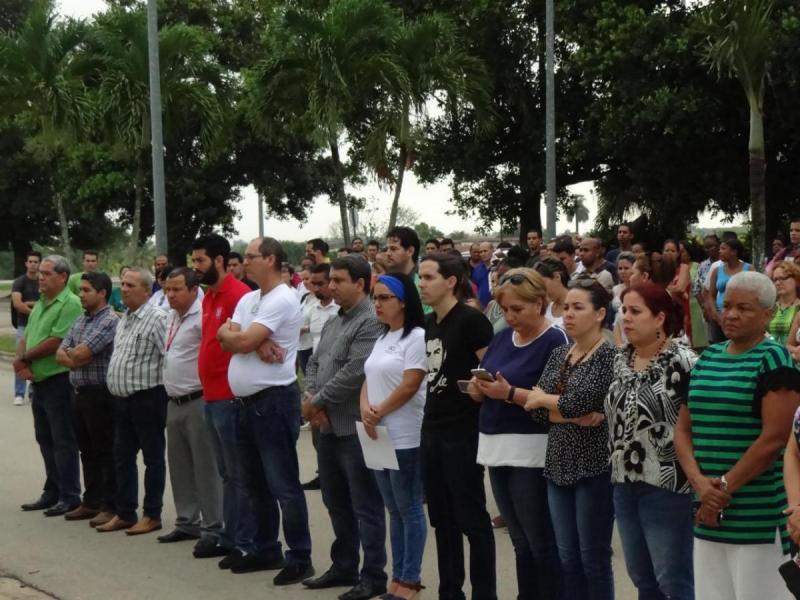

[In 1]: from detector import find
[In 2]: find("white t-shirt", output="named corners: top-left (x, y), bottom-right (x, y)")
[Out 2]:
top-left (310, 300), bottom-right (339, 352)
top-left (363, 327), bottom-right (427, 450)
top-left (298, 294), bottom-right (318, 351)
top-left (228, 285), bottom-right (301, 397)
top-left (545, 303), bottom-right (564, 329)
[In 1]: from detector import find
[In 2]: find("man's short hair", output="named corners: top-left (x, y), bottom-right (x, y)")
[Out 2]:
top-left (421, 253), bottom-right (466, 283)
top-left (83, 250), bottom-right (98, 259)
top-left (310, 263), bottom-right (331, 278)
top-left (425, 238), bottom-right (440, 248)
top-left (167, 266), bottom-right (200, 290)
top-left (527, 229), bottom-right (542, 236)
top-left (331, 255), bottom-right (372, 294)
top-left (228, 251), bottom-right (243, 263)
top-left (307, 238), bottom-right (330, 255)
top-left (26, 250), bottom-right (42, 260)
top-left (352, 237), bottom-right (363, 243)
top-left (126, 266), bottom-right (153, 290)
top-left (552, 238), bottom-right (575, 255)
top-left (42, 255), bottom-right (71, 276)
top-left (192, 234), bottom-right (231, 269)
top-left (80, 271), bottom-right (112, 299)
top-left (367, 240), bottom-right (380, 249)
top-left (258, 237), bottom-right (287, 271)
top-left (440, 238), bottom-right (454, 247)
top-left (387, 226), bottom-right (421, 263)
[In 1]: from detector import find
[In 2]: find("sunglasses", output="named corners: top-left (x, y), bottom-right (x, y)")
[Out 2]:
top-left (567, 276), bottom-right (597, 290)
top-left (499, 273), bottom-right (536, 287)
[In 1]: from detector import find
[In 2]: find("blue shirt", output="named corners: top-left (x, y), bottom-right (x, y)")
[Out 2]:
top-left (471, 262), bottom-right (492, 307)
top-left (479, 325), bottom-right (569, 435)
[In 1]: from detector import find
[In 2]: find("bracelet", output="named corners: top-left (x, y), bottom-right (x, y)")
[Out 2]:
top-left (720, 474), bottom-right (729, 492)
top-left (505, 386), bottom-right (516, 404)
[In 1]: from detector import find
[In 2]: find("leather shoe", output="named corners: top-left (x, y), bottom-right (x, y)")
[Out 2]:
top-left (230, 553), bottom-right (286, 574)
top-left (339, 581), bottom-right (388, 600)
top-left (218, 548), bottom-right (243, 570)
top-left (302, 569), bottom-right (359, 589)
top-left (301, 476), bottom-right (321, 490)
top-left (193, 538), bottom-right (229, 559)
top-left (64, 504), bottom-right (100, 521)
top-left (21, 496), bottom-right (58, 512)
top-left (274, 562), bottom-right (314, 586)
top-left (157, 529), bottom-right (199, 543)
top-left (44, 502), bottom-right (80, 517)
top-left (96, 516), bottom-right (136, 532)
top-left (125, 516), bottom-right (162, 536)
top-left (89, 511), bottom-right (115, 528)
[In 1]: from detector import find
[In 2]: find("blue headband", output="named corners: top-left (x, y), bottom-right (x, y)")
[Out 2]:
top-left (377, 275), bottom-right (406, 303)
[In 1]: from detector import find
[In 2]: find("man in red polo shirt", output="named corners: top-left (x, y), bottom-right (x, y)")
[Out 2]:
top-left (191, 234), bottom-right (251, 565)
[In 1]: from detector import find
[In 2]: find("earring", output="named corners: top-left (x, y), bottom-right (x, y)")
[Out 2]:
top-left (656, 330), bottom-right (661, 340)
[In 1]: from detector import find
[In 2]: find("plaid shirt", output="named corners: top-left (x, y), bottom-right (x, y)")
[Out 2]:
top-left (61, 305), bottom-right (119, 387)
top-left (107, 302), bottom-right (167, 397)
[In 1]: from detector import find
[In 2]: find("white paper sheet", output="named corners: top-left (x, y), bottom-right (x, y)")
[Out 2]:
top-left (355, 422), bottom-right (399, 470)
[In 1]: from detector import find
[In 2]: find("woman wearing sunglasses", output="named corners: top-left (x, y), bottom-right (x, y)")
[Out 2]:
top-left (524, 276), bottom-right (616, 600)
top-left (468, 268), bottom-right (569, 599)
top-left (361, 273), bottom-right (428, 600)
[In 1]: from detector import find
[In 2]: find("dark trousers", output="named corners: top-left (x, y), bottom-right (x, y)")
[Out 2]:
top-left (318, 432), bottom-right (387, 585)
top-left (490, 466), bottom-right (562, 600)
top-left (31, 372), bottom-right (81, 505)
top-left (205, 400), bottom-right (249, 550)
top-left (113, 386), bottom-right (168, 522)
top-left (297, 348), bottom-right (313, 375)
top-left (236, 384), bottom-right (312, 564)
top-left (72, 384), bottom-right (116, 511)
top-left (421, 430), bottom-right (496, 600)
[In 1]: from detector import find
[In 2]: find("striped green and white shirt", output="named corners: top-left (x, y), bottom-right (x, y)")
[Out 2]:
top-left (687, 338), bottom-right (796, 552)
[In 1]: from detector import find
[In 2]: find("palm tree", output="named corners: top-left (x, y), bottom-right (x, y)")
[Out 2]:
top-left (365, 13), bottom-right (491, 232)
top-left (702, 0), bottom-right (773, 270)
top-left (0, 0), bottom-right (88, 254)
top-left (562, 193), bottom-right (589, 235)
top-left (87, 7), bottom-right (223, 261)
top-left (246, 0), bottom-right (408, 245)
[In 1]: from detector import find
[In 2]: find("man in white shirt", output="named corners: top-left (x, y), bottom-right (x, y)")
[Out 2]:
top-left (308, 264), bottom-right (339, 352)
top-left (159, 267), bottom-right (223, 555)
top-left (216, 237), bottom-right (313, 585)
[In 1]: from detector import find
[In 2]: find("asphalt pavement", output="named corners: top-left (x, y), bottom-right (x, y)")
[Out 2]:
top-left (0, 362), bottom-right (637, 599)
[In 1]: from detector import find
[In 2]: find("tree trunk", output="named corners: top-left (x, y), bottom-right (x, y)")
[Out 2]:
top-left (11, 239), bottom-right (30, 277)
top-left (748, 103), bottom-right (766, 270)
top-left (329, 140), bottom-right (351, 245)
top-left (518, 183), bottom-right (543, 247)
top-left (575, 212), bottom-right (579, 235)
top-left (387, 145), bottom-right (408, 234)
top-left (128, 156), bottom-right (145, 265)
top-left (50, 161), bottom-right (71, 256)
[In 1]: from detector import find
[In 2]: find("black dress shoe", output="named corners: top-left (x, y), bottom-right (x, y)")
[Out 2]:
top-left (43, 502), bottom-right (79, 517)
top-left (301, 476), bottom-right (321, 490)
top-left (21, 496), bottom-right (58, 512)
top-left (230, 553), bottom-right (286, 574)
top-left (218, 548), bottom-right (243, 570)
top-left (339, 581), bottom-right (388, 600)
top-left (193, 538), bottom-right (230, 558)
top-left (274, 561), bottom-right (314, 586)
top-left (302, 569), bottom-right (359, 589)
top-left (157, 529), bottom-right (200, 543)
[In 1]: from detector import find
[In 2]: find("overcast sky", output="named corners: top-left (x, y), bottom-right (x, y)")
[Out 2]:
top-left (57, 0), bottom-right (734, 242)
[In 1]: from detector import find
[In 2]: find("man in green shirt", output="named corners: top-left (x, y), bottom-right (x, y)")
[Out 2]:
top-left (67, 250), bottom-right (99, 295)
top-left (15, 255), bottom-right (83, 516)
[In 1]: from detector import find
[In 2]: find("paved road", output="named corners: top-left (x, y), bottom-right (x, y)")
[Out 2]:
top-left (0, 363), bottom-right (637, 599)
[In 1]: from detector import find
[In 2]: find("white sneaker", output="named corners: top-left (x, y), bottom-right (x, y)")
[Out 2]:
top-left (13, 396), bottom-right (24, 406)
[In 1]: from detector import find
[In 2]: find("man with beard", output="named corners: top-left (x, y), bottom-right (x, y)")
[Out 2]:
top-left (190, 234), bottom-right (252, 563)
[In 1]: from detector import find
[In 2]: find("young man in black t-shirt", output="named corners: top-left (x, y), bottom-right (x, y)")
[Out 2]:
top-left (418, 253), bottom-right (497, 600)
top-left (10, 251), bottom-right (41, 405)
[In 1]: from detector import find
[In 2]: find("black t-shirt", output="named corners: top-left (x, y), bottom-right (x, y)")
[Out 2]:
top-left (11, 274), bottom-right (40, 328)
top-left (241, 277), bottom-right (259, 291)
top-left (423, 301), bottom-right (494, 437)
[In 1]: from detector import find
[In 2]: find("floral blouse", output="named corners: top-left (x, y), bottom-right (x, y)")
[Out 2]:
top-left (605, 340), bottom-right (697, 493)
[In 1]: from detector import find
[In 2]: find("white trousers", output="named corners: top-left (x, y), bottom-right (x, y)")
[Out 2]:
top-left (694, 533), bottom-right (790, 600)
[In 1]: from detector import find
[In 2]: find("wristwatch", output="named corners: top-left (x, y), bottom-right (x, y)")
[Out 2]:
top-left (720, 474), bottom-right (729, 492)
top-left (505, 386), bottom-right (516, 404)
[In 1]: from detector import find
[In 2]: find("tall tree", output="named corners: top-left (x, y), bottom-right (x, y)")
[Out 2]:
top-left (702, 0), bottom-right (774, 268)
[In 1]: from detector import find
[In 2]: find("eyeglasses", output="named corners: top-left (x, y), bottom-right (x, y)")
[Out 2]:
top-left (373, 294), bottom-right (397, 303)
top-left (567, 276), bottom-right (597, 290)
top-left (773, 274), bottom-right (793, 283)
top-left (243, 253), bottom-right (262, 261)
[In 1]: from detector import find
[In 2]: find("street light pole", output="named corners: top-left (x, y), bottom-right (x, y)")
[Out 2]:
top-left (545, 0), bottom-right (557, 240)
top-left (147, 0), bottom-right (168, 255)
top-left (257, 190), bottom-right (264, 237)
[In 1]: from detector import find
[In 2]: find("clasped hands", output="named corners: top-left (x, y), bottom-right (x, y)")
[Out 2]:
top-left (301, 391), bottom-right (329, 428)
top-left (693, 476), bottom-right (731, 529)
top-left (12, 358), bottom-right (33, 381)
top-left (360, 404), bottom-right (383, 440)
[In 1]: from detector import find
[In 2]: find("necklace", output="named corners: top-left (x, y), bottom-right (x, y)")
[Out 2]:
top-left (629, 336), bottom-right (670, 369)
top-left (555, 336), bottom-right (604, 394)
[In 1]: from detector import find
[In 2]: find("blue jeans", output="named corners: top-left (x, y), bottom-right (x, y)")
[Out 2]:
top-left (30, 373), bottom-right (81, 505)
top-left (490, 466), bottom-right (560, 600)
top-left (373, 447), bottom-right (427, 584)
top-left (113, 386), bottom-right (168, 522)
top-left (205, 400), bottom-right (250, 550)
top-left (318, 432), bottom-right (387, 585)
top-left (614, 482), bottom-right (694, 600)
top-left (14, 325), bottom-right (27, 398)
top-left (547, 473), bottom-right (615, 600)
top-left (236, 384), bottom-right (311, 564)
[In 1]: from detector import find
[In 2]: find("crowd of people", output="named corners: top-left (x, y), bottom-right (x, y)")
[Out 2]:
top-left (8, 221), bottom-right (800, 600)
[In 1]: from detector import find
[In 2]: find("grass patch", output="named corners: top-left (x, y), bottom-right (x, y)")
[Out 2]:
top-left (0, 335), bottom-right (17, 354)
top-left (0, 282), bottom-right (11, 293)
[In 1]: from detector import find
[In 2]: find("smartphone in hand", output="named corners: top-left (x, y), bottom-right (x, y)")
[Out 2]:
top-left (470, 368), bottom-right (495, 382)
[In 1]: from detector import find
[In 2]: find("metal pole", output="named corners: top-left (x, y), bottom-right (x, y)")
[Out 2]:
top-left (545, 0), bottom-right (557, 240)
top-left (147, 0), bottom-right (168, 254)
top-left (257, 190), bottom-right (264, 237)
